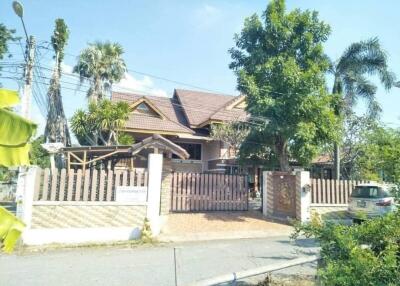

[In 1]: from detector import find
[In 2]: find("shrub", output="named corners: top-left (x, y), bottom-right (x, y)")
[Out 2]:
top-left (292, 212), bottom-right (400, 285)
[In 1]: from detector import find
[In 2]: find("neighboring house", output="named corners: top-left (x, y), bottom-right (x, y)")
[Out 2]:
top-left (111, 89), bottom-right (250, 175)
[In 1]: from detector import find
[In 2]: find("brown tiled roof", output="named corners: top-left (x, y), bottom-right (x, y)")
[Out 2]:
top-left (112, 92), bottom-right (194, 134)
top-left (112, 89), bottom-right (248, 133)
top-left (209, 96), bottom-right (248, 123)
top-left (174, 89), bottom-right (239, 127)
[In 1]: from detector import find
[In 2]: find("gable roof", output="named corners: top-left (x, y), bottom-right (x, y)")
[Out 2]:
top-left (112, 92), bottom-right (194, 135)
top-left (174, 89), bottom-right (237, 127)
top-left (129, 97), bottom-right (166, 119)
top-left (112, 89), bottom-right (248, 135)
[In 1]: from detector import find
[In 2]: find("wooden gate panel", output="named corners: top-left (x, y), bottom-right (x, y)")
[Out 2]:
top-left (171, 172), bottom-right (248, 212)
top-left (271, 172), bottom-right (296, 218)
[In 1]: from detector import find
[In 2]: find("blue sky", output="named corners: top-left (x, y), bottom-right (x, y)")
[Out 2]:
top-left (1, 0), bottom-right (399, 135)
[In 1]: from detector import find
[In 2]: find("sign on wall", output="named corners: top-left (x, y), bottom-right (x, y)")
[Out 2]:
top-left (115, 186), bottom-right (148, 203)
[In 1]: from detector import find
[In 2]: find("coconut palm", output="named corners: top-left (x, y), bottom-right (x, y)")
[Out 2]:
top-left (331, 37), bottom-right (396, 179)
top-left (44, 19), bottom-right (71, 147)
top-left (73, 41), bottom-right (126, 103)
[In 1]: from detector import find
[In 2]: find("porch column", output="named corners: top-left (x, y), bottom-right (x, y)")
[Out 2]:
top-left (146, 153), bottom-right (163, 236)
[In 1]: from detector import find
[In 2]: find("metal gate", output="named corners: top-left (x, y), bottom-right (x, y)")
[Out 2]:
top-left (171, 172), bottom-right (248, 212)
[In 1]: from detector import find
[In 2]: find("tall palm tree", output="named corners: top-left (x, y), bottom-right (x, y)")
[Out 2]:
top-left (73, 42), bottom-right (126, 103)
top-left (330, 37), bottom-right (396, 179)
top-left (44, 19), bottom-right (71, 147)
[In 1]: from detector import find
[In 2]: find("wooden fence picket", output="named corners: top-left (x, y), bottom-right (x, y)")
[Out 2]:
top-left (311, 178), bottom-right (372, 204)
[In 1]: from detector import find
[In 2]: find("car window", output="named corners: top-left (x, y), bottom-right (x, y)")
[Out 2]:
top-left (351, 186), bottom-right (388, 199)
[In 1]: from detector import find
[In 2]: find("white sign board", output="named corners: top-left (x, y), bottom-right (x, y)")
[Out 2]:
top-left (115, 186), bottom-right (148, 203)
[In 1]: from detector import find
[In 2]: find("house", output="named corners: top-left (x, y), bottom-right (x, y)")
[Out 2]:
top-left (111, 89), bottom-right (252, 175)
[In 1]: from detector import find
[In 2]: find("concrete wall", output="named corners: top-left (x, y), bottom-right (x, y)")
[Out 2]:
top-left (18, 152), bottom-right (165, 246)
top-left (171, 160), bottom-right (203, 173)
top-left (202, 140), bottom-right (221, 161)
top-left (23, 202), bottom-right (146, 245)
top-left (31, 203), bottom-right (146, 229)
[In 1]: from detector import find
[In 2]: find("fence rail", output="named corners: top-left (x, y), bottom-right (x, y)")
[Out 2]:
top-left (171, 172), bottom-right (248, 212)
top-left (33, 168), bottom-right (148, 202)
top-left (311, 178), bottom-right (369, 204)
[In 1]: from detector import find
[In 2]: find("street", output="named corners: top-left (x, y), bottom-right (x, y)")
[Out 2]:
top-left (0, 236), bottom-right (318, 286)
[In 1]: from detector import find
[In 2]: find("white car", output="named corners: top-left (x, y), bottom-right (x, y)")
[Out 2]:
top-left (348, 183), bottom-right (397, 221)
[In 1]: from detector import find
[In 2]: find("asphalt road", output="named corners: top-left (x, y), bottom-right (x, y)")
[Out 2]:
top-left (0, 237), bottom-right (318, 286)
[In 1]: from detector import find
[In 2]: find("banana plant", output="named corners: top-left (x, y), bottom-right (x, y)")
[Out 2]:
top-left (0, 88), bottom-right (36, 252)
top-left (0, 206), bottom-right (25, 253)
top-left (0, 89), bottom-right (37, 167)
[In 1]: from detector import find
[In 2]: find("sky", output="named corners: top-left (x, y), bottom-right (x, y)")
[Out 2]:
top-left (1, 0), bottom-right (399, 137)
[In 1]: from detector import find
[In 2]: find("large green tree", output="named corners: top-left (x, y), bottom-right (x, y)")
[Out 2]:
top-left (229, 0), bottom-right (340, 171)
top-left (356, 125), bottom-right (400, 182)
top-left (44, 19), bottom-right (71, 147)
top-left (330, 38), bottom-right (396, 179)
top-left (70, 99), bottom-right (133, 146)
top-left (0, 24), bottom-right (16, 84)
top-left (73, 41), bottom-right (126, 103)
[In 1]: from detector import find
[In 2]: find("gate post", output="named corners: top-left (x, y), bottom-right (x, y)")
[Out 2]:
top-left (147, 153), bottom-right (163, 236)
top-left (16, 167), bottom-right (40, 228)
top-left (160, 158), bottom-right (172, 215)
top-left (262, 171), bottom-right (273, 217)
top-left (295, 171), bottom-right (311, 223)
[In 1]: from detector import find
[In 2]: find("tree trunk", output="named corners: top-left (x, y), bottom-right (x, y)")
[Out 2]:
top-left (276, 137), bottom-right (290, 171)
top-left (332, 76), bottom-right (341, 180)
top-left (333, 142), bottom-right (340, 180)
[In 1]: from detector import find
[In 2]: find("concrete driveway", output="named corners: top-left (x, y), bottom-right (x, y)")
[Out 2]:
top-left (0, 237), bottom-right (317, 286)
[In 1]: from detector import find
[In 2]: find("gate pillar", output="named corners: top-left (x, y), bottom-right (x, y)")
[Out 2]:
top-left (262, 170), bottom-right (311, 222)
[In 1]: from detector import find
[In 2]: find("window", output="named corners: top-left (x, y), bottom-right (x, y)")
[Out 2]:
top-left (351, 186), bottom-right (388, 199)
top-left (133, 102), bottom-right (159, 117)
top-left (172, 143), bottom-right (202, 160)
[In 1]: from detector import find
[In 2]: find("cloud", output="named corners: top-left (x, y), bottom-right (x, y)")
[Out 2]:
top-left (194, 4), bottom-right (222, 29)
top-left (60, 62), bottom-right (74, 74)
top-left (114, 72), bottom-right (169, 97)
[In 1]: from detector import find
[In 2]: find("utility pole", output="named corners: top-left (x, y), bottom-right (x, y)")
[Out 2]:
top-left (21, 35), bottom-right (35, 119)
top-left (12, 1), bottom-right (34, 120)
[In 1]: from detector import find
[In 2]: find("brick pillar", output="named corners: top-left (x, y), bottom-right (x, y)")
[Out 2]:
top-left (160, 158), bottom-right (172, 215)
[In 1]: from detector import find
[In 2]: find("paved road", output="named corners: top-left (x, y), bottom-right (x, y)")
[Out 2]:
top-left (0, 237), bottom-right (318, 286)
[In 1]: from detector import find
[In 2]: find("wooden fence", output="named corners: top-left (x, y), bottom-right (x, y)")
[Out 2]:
top-left (311, 178), bottom-right (369, 205)
top-left (171, 172), bottom-right (248, 212)
top-left (33, 168), bottom-right (148, 202)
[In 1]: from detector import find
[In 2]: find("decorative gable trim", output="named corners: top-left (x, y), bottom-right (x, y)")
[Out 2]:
top-left (129, 97), bottom-right (166, 120)
top-left (225, 95), bottom-right (246, 110)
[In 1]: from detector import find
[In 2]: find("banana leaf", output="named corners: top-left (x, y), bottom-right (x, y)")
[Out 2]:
top-left (0, 108), bottom-right (37, 146)
top-left (0, 89), bottom-right (19, 108)
top-left (0, 89), bottom-right (37, 167)
top-left (0, 206), bottom-right (25, 253)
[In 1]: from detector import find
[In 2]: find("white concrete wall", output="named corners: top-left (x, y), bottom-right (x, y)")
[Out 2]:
top-left (18, 151), bottom-right (165, 246)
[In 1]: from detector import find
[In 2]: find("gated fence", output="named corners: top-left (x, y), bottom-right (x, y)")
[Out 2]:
top-left (310, 178), bottom-right (369, 204)
top-left (33, 168), bottom-right (148, 202)
top-left (171, 172), bottom-right (248, 212)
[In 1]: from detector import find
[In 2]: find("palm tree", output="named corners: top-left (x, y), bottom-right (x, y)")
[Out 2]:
top-left (73, 41), bottom-right (126, 103)
top-left (44, 19), bottom-right (71, 147)
top-left (70, 99), bottom-right (131, 146)
top-left (330, 37), bottom-right (396, 179)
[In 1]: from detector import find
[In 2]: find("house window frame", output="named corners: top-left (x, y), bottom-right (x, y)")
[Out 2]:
top-left (172, 141), bottom-right (203, 161)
